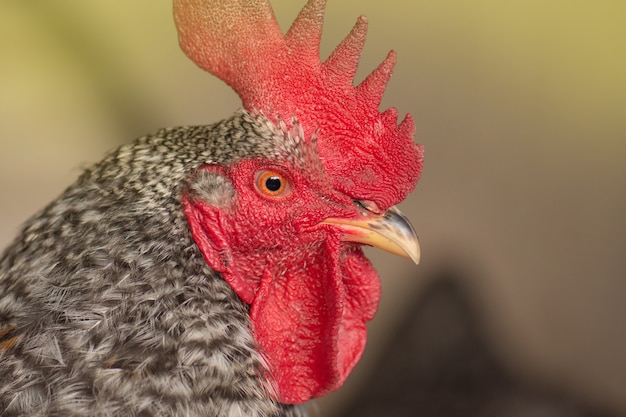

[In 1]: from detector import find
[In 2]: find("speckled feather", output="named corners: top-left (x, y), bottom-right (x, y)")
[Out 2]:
top-left (0, 110), bottom-right (308, 417)
top-left (0, 0), bottom-right (424, 413)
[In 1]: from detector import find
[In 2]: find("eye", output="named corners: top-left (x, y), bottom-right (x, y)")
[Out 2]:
top-left (255, 169), bottom-right (291, 198)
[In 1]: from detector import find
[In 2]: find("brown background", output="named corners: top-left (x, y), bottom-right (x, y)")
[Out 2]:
top-left (1, 1), bottom-right (624, 415)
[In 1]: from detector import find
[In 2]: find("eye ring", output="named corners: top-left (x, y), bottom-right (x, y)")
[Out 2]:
top-left (255, 169), bottom-right (291, 198)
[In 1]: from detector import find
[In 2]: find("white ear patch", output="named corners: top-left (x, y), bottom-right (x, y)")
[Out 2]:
top-left (187, 169), bottom-right (236, 209)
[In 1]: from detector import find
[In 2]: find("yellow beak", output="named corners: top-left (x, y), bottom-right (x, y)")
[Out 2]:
top-left (321, 205), bottom-right (420, 264)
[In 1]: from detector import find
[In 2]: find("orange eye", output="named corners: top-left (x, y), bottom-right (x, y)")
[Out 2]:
top-left (255, 170), bottom-right (291, 198)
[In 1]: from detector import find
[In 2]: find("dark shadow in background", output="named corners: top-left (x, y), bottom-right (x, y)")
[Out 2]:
top-left (339, 272), bottom-right (619, 417)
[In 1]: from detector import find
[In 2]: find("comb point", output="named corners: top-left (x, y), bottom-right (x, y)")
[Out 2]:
top-left (358, 50), bottom-right (397, 108)
top-left (324, 15), bottom-right (368, 84)
top-left (397, 112), bottom-right (416, 138)
top-left (285, 0), bottom-right (327, 58)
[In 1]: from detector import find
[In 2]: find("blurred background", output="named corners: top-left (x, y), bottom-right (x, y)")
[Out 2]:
top-left (1, 1), bottom-right (624, 416)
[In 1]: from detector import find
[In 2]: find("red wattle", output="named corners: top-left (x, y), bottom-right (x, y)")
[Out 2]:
top-left (249, 243), bottom-right (380, 404)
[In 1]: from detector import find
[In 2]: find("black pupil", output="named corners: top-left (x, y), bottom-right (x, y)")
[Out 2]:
top-left (265, 176), bottom-right (282, 192)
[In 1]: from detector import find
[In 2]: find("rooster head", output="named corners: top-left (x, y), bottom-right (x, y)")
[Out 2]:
top-left (175, 0), bottom-right (423, 404)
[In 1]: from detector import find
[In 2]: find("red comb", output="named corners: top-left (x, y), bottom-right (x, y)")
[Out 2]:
top-left (174, 0), bottom-right (423, 208)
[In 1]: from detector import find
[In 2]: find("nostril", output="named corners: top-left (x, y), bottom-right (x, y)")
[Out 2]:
top-left (354, 200), bottom-right (382, 215)
top-left (353, 200), bottom-right (367, 210)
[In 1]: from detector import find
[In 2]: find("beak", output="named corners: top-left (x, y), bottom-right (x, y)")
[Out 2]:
top-left (321, 205), bottom-right (421, 264)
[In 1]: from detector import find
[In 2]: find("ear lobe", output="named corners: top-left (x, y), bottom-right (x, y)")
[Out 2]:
top-left (183, 167), bottom-right (257, 304)
top-left (183, 195), bottom-right (232, 273)
top-left (183, 165), bottom-right (236, 273)
top-left (184, 195), bottom-right (257, 304)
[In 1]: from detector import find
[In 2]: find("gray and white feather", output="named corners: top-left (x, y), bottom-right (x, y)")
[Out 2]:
top-left (0, 110), bottom-right (308, 417)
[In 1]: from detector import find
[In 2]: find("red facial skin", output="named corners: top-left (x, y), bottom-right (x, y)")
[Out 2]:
top-left (184, 158), bottom-right (381, 404)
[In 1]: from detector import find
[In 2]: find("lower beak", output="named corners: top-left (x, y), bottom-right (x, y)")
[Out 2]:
top-left (321, 205), bottom-right (420, 264)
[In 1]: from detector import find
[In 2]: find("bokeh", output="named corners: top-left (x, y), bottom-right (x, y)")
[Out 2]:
top-left (1, 1), bottom-right (624, 415)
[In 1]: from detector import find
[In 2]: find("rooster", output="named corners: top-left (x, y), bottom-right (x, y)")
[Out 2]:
top-left (0, 0), bottom-right (423, 416)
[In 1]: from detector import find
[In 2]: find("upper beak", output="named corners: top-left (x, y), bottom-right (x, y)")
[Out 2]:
top-left (321, 205), bottom-right (420, 264)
